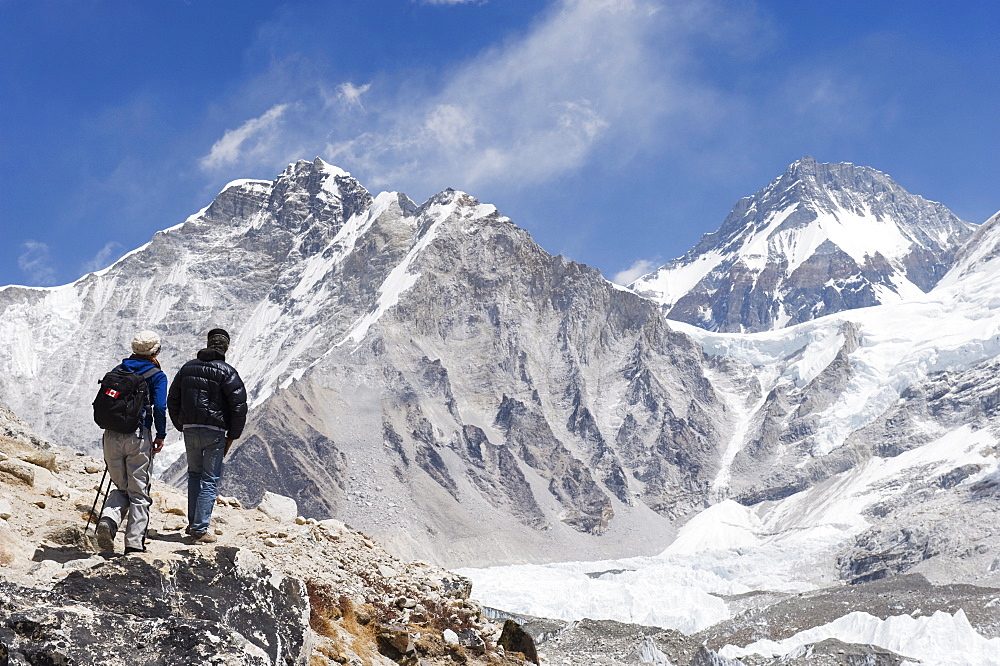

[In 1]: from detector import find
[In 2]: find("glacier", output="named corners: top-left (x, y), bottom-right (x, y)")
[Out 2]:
top-left (461, 218), bottom-right (1000, 660)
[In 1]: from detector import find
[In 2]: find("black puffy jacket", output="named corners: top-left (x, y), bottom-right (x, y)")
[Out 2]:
top-left (167, 348), bottom-right (248, 439)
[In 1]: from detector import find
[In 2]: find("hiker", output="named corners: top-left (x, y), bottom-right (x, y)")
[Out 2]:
top-left (167, 328), bottom-right (247, 543)
top-left (94, 330), bottom-right (167, 555)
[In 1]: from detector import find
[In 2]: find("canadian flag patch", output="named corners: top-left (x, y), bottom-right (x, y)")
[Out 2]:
top-left (104, 388), bottom-right (120, 399)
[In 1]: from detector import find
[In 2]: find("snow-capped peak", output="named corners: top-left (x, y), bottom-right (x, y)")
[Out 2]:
top-left (630, 158), bottom-right (974, 332)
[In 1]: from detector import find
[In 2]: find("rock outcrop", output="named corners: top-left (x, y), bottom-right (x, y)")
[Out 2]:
top-left (0, 428), bottom-right (531, 665)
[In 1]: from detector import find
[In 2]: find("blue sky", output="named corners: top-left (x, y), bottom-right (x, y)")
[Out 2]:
top-left (2, 0), bottom-right (998, 287)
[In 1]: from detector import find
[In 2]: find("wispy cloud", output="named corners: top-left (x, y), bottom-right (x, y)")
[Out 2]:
top-left (82, 241), bottom-right (126, 275)
top-left (338, 82), bottom-right (371, 109)
top-left (612, 259), bottom-right (657, 285)
top-left (200, 104), bottom-right (290, 171)
top-left (197, 0), bottom-right (753, 200)
top-left (18, 241), bottom-right (57, 286)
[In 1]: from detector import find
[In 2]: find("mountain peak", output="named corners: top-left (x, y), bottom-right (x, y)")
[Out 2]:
top-left (311, 156), bottom-right (350, 178)
top-left (631, 160), bottom-right (974, 332)
top-left (788, 154), bottom-right (819, 173)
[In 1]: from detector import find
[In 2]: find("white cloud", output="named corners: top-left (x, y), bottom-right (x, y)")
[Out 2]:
top-left (338, 82), bottom-right (371, 109)
top-left (423, 104), bottom-right (477, 151)
top-left (200, 0), bottom-right (757, 199)
top-left (612, 259), bottom-right (657, 285)
top-left (18, 241), bottom-right (57, 286)
top-left (322, 0), bottom-right (705, 194)
top-left (82, 241), bottom-right (126, 275)
top-left (200, 104), bottom-right (290, 171)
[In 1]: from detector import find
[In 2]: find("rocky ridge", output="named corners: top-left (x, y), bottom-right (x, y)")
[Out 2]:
top-left (0, 418), bottom-right (533, 666)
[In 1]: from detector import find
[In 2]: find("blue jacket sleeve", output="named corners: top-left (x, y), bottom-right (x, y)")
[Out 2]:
top-left (150, 370), bottom-right (169, 439)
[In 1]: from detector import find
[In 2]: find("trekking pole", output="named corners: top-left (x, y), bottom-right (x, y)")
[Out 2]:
top-left (85, 465), bottom-right (110, 534)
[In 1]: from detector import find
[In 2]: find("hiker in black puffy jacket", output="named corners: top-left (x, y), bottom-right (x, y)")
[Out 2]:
top-left (167, 328), bottom-right (247, 543)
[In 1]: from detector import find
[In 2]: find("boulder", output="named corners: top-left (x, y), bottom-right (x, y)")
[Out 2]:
top-left (26, 559), bottom-right (64, 581)
top-left (17, 449), bottom-right (58, 472)
top-left (0, 458), bottom-right (35, 484)
top-left (376, 623), bottom-right (415, 661)
top-left (0, 494), bottom-right (12, 520)
top-left (0, 522), bottom-right (26, 566)
top-left (61, 556), bottom-right (104, 573)
top-left (31, 465), bottom-right (62, 496)
top-left (498, 619), bottom-right (538, 665)
top-left (256, 491), bottom-right (298, 523)
top-left (318, 518), bottom-right (349, 534)
top-left (41, 520), bottom-right (89, 548)
top-left (152, 490), bottom-right (187, 517)
top-left (0, 459), bottom-right (65, 498)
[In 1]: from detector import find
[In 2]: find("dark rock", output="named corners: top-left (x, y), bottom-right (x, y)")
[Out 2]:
top-left (440, 574), bottom-right (472, 600)
top-left (0, 579), bottom-right (272, 665)
top-left (457, 628), bottom-right (485, 650)
top-left (0, 545), bottom-right (313, 665)
top-left (498, 619), bottom-right (538, 664)
top-left (688, 647), bottom-right (741, 665)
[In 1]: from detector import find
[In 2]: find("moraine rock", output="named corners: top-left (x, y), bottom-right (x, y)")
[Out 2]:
top-left (256, 490), bottom-right (298, 523)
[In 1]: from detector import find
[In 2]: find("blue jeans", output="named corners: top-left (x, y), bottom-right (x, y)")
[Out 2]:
top-left (184, 427), bottom-right (225, 535)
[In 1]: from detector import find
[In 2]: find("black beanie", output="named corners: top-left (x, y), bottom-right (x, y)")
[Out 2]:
top-left (207, 328), bottom-right (230, 352)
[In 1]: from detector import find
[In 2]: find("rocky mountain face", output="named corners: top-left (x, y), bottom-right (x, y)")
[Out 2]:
top-left (630, 157), bottom-right (975, 332)
top-left (167, 168), bottom-right (740, 566)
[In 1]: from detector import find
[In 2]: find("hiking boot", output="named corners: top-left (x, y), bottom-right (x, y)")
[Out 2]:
top-left (124, 546), bottom-right (146, 555)
top-left (194, 531), bottom-right (217, 544)
top-left (95, 518), bottom-right (116, 553)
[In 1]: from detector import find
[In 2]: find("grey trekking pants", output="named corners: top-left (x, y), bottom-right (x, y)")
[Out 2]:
top-left (100, 428), bottom-right (152, 550)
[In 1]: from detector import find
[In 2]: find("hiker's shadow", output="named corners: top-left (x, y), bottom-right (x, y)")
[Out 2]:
top-left (147, 531), bottom-right (189, 543)
top-left (32, 543), bottom-right (93, 564)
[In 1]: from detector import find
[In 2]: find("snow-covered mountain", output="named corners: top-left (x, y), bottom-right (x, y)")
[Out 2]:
top-left (0, 159), bottom-right (737, 566)
top-left (3, 157), bottom-right (1000, 662)
top-left (630, 157), bottom-right (975, 332)
top-left (0, 157), bottom-right (997, 579)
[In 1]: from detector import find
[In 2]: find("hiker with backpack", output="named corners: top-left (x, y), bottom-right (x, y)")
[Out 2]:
top-left (92, 330), bottom-right (167, 555)
top-left (167, 328), bottom-right (247, 544)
